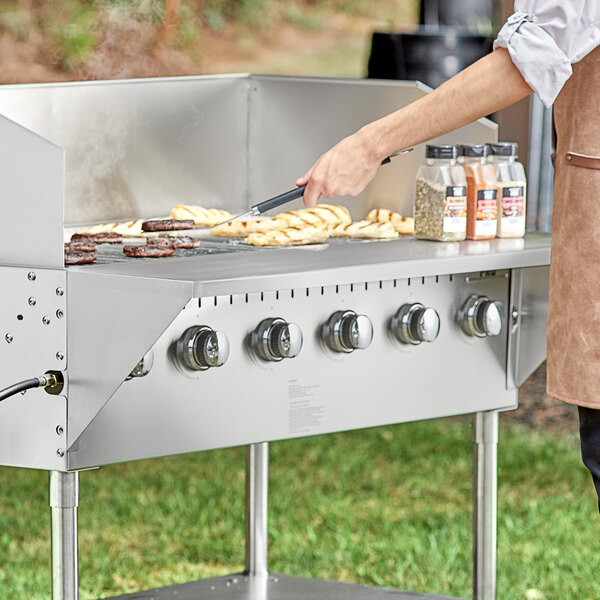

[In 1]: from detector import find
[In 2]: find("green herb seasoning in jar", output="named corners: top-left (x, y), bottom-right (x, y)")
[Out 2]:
top-left (414, 145), bottom-right (467, 242)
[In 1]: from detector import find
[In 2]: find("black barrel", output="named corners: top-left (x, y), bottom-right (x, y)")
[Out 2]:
top-left (367, 28), bottom-right (491, 89)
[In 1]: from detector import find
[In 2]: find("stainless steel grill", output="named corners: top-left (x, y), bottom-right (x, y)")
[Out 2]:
top-left (0, 75), bottom-right (551, 600)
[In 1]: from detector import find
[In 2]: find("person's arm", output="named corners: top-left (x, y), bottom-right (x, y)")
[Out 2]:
top-left (297, 48), bottom-right (532, 207)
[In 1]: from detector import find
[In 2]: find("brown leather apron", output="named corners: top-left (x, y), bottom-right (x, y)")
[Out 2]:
top-left (547, 46), bottom-right (600, 407)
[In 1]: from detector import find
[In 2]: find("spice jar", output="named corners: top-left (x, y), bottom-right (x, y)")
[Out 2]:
top-left (487, 142), bottom-right (527, 238)
top-left (460, 144), bottom-right (498, 240)
top-left (414, 145), bottom-right (467, 242)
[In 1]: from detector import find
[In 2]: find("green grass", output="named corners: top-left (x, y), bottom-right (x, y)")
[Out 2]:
top-left (0, 417), bottom-right (596, 599)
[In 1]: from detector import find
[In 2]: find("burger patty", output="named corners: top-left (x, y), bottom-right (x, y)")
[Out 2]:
top-left (141, 219), bottom-right (195, 232)
top-left (65, 241), bottom-right (97, 253)
top-left (147, 236), bottom-right (201, 249)
top-left (64, 251), bottom-right (97, 265)
top-left (71, 232), bottom-right (123, 244)
top-left (123, 245), bottom-right (175, 258)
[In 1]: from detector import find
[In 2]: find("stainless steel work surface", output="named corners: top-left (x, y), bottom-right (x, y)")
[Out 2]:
top-left (71, 233), bottom-right (552, 297)
top-left (103, 573), bottom-right (463, 600)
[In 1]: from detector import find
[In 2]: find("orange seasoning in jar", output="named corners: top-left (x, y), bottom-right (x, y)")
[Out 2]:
top-left (460, 144), bottom-right (498, 240)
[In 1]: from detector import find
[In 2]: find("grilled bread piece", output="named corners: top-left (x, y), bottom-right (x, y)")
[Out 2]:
top-left (246, 223), bottom-right (329, 247)
top-left (278, 204), bottom-right (351, 227)
top-left (79, 219), bottom-right (155, 237)
top-left (329, 220), bottom-right (399, 239)
top-left (170, 205), bottom-right (233, 227)
top-left (211, 204), bottom-right (350, 238)
top-left (210, 217), bottom-right (289, 238)
top-left (366, 208), bottom-right (414, 235)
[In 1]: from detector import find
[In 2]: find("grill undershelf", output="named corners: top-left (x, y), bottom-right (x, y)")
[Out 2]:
top-left (103, 573), bottom-right (462, 600)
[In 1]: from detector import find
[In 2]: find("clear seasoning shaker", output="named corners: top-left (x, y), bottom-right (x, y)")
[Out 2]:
top-left (460, 144), bottom-right (498, 240)
top-left (488, 142), bottom-right (527, 238)
top-left (414, 145), bottom-right (467, 242)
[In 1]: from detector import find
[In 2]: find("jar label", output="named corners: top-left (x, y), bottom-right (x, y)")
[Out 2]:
top-left (443, 186), bottom-right (467, 233)
top-left (500, 185), bottom-right (525, 233)
top-left (475, 188), bottom-right (497, 236)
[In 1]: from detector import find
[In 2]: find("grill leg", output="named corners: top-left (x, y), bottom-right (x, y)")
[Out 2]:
top-left (50, 471), bottom-right (80, 600)
top-left (472, 411), bottom-right (498, 600)
top-left (245, 442), bottom-right (269, 577)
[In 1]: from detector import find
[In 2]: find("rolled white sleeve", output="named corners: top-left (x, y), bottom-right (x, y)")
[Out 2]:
top-left (494, 1), bottom-right (600, 107)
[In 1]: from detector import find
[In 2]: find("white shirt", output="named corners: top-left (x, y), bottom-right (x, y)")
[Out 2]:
top-left (494, 0), bottom-right (600, 107)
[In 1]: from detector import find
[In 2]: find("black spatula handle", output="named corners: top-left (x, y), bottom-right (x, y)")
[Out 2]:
top-left (252, 185), bottom-right (307, 215)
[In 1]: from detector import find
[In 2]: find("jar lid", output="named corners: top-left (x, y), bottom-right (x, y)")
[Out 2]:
top-left (425, 145), bottom-right (459, 159)
top-left (487, 142), bottom-right (518, 157)
top-left (460, 144), bottom-right (488, 158)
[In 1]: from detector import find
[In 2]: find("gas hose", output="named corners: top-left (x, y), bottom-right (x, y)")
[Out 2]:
top-left (0, 373), bottom-right (63, 402)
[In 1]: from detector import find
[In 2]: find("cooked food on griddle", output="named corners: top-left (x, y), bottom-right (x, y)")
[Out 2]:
top-left (329, 220), bottom-right (399, 239)
top-left (147, 236), bottom-right (201, 249)
top-left (277, 204), bottom-right (352, 226)
top-left (123, 245), bottom-right (175, 258)
top-left (141, 219), bottom-right (195, 232)
top-left (65, 240), bottom-right (97, 253)
top-left (71, 232), bottom-right (123, 244)
top-left (77, 219), bottom-right (151, 238)
top-left (210, 217), bottom-right (289, 238)
top-left (170, 205), bottom-right (233, 227)
top-left (246, 223), bottom-right (330, 247)
top-left (64, 250), bottom-right (97, 265)
top-left (210, 204), bottom-right (351, 239)
top-left (366, 208), bottom-right (414, 235)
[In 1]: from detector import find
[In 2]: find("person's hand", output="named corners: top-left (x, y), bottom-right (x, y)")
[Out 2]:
top-left (296, 128), bottom-right (384, 207)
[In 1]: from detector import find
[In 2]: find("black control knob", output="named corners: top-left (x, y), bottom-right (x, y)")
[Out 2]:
top-left (176, 326), bottom-right (230, 371)
top-left (324, 310), bottom-right (373, 353)
top-left (392, 303), bottom-right (441, 345)
top-left (459, 295), bottom-right (503, 338)
top-left (252, 318), bottom-right (303, 362)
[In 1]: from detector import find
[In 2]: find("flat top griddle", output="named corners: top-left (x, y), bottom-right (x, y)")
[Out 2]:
top-left (68, 233), bottom-right (552, 298)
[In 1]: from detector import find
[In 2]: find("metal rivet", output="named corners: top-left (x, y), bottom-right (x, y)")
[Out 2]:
top-left (21, 390), bottom-right (26, 395)
top-left (56, 426), bottom-right (64, 436)
top-left (56, 352), bottom-right (64, 361)
top-left (42, 316), bottom-right (51, 325)
top-left (28, 297), bottom-right (36, 306)
top-left (567, 154), bottom-right (572, 161)
top-left (5, 334), bottom-right (13, 344)
top-left (56, 287), bottom-right (64, 297)
top-left (56, 309), bottom-right (64, 319)
top-left (28, 272), bottom-right (36, 281)
top-left (56, 448), bottom-right (65, 457)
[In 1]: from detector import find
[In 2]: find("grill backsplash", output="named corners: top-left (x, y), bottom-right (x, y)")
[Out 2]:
top-left (0, 75), bottom-right (496, 229)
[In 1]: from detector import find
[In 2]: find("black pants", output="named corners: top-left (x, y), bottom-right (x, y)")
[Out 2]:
top-left (578, 406), bottom-right (600, 511)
